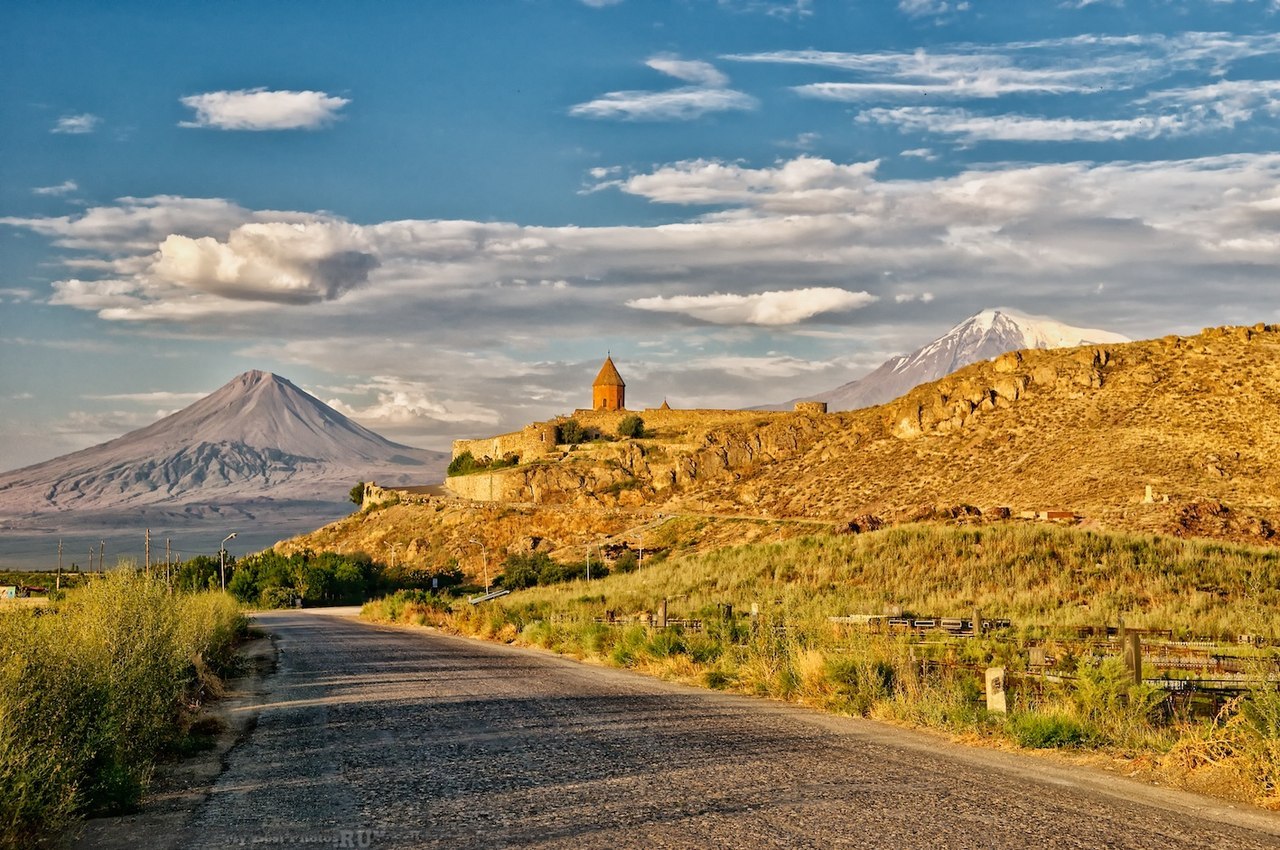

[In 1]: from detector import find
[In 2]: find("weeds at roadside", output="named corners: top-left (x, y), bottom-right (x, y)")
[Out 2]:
top-left (360, 522), bottom-right (1280, 807)
top-left (0, 570), bottom-right (247, 846)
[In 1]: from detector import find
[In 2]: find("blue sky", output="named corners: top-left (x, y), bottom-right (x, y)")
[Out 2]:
top-left (3, 0), bottom-right (1280, 469)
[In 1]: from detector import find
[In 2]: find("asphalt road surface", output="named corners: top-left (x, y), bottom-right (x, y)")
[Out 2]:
top-left (162, 610), bottom-right (1279, 849)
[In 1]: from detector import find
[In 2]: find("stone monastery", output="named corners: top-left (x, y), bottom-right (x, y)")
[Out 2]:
top-left (449, 355), bottom-right (827, 470)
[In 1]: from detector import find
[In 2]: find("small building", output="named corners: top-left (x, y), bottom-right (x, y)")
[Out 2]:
top-left (592, 355), bottom-right (626, 411)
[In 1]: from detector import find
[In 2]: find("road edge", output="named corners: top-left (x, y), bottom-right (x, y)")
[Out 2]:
top-left (70, 629), bottom-right (279, 850)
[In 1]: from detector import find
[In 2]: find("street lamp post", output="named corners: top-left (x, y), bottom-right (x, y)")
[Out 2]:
top-left (469, 537), bottom-right (489, 593)
top-left (220, 532), bottom-right (237, 591)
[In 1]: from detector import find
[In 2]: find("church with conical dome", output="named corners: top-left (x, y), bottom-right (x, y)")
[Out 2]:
top-left (592, 355), bottom-right (626, 411)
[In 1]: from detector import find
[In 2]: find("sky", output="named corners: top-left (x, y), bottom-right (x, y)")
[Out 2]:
top-left (3, 0), bottom-right (1280, 471)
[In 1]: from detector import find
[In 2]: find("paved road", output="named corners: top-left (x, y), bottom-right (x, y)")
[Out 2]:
top-left (169, 610), bottom-right (1278, 849)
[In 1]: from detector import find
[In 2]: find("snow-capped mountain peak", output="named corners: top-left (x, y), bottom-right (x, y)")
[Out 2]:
top-left (0, 371), bottom-right (447, 516)
top-left (777, 308), bottom-right (1129, 412)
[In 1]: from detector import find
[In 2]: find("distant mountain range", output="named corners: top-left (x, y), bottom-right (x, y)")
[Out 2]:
top-left (768, 308), bottom-right (1129, 411)
top-left (0, 371), bottom-right (447, 527)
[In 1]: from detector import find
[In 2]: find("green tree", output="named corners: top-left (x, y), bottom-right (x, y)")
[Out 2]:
top-left (349, 481), bottom-right (366, 505)
top-left (447, 451), bottom-right (481, 476)
top-left (614, 549), bottom-right (639, 573)
top-left (556, 419), bottom-right (586, 444)
top-left (617, 414), bottom-right (645, 438)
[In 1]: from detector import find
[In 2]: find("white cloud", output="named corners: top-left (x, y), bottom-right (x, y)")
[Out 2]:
top-left (32, 180), bottom-right (79, 197)
top-left (179, 88), bottom-right (350, 131)
top-left (9, 153), bottom-right (1280, 345)
top-left (0, 288), bottom-right (36, 302)
top-left (894, 291), bottom-right (935, 303)
top-left (0, 195), bottom-right (310, 253)
top-left (48, 278), bottom-right (148, 312)
top-left (718, 0), bottom-right (813, 17)
top-left (627, 288), bottom-right (877, 325)
top-left (325, 377), bottom-right (500, 427)
top-left (569, 87), bottom-right (756, 121)
top-left (670, 353), bottom-right (835, 378)
top-left (152, 221), bottom-right (378, 304)
top-left (51, 114), bottom-right (101, 134)
top-left (898, 0), bottom-right (971, 18)
top-left (728, 32), bottom-right (1280, 104)
top-left (613, 156), bottom-right (880, 209)
top-left (901, 147), bottom-right (938, 160)
top-left (572, 53), bottom-right (753, 121)
top-left (85, 390), bottom-right (207, 403)
top-left (859, 106), bottom-right (1195, 142)
top-left (579, 0), bottom-right (623, 6)
top-left (53, 409), bottom-right (167, 439)
top-left (647, 55), bottom-right (730, 87)
top-left (1141, 78), bottom-right (1280, 124)
top-left (778, 131), bottom-right (821, 150)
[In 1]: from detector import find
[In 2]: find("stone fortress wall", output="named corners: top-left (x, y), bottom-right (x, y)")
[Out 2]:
top-left (451, 421), bottom-right (560, 464)
top-left (444, 356), bottom-right (833, 502)
top-left (450, 405), bottom-right (827, 463)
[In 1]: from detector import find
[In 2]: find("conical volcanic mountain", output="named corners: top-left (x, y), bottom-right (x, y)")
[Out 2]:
top-left (0, 371), bottom-right (446, 520)
top-left (771, 308), bottom-right (1128, 411)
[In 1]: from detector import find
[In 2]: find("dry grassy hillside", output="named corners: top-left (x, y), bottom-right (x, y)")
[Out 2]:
top-left (277, 496), bottom-right (829, 577)
top-left (282, 324), bottom-right (1280, 567)
top-left (696, 324), bottom-right (1280, 541)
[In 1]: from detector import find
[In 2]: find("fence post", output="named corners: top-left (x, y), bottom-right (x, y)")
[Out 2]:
top-left (1123, 633), bottom-right (1143, 684)
top-left (985, 667), bottom-right (1008, 714)
top-left (658, 597), bottom-right (668, 629)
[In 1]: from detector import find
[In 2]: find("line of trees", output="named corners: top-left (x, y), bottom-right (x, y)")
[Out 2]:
top-left (498, 551), bottom-right (610, 590)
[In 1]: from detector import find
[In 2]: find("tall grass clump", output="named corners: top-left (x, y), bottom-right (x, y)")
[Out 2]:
top-left (361, 589), bottom-right (452, 628)
top-left (0, 570), bottom-right (247, 846)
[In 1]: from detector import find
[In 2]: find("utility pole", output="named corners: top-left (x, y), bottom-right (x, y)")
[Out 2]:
top-left (145, 528), bottom-right (151, 576)
top-left (220, 532), bottom-right (237, 591)
top-left (88, 547), bottom-right (94, 572)
top-left (57, 539), bottom-right (63, 591)
top-left (166, 538), bottom-right (172, 590)
top-left (99, 540), bottom-right (105, 572)
top-left (469, 538), bottom-right (489, 593)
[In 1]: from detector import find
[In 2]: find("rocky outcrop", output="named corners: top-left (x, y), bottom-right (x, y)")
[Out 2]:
top-left (444, 410), bottom-right (834, 506)
top-left (886, 345), bottom-right (1116, 440)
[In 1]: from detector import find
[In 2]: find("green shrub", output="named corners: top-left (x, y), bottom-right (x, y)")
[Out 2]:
top-left (617, 414), bottom-right (645, 438)
top-left (447, 451), bottom-right (481, 477)
top-left (0, 571), bottom-right (245, 844)
top-left (609, 625), bottom-right (650, 667)
top-left (647, 628), bottom-right (687, 658)
top-left (556, 419), bottom-right (586, 444)
top-left (1008, 712), bottom-right (1093, 748)
top-left (555, 419), bottom-right (603, 445)
top-left (704, 670), bottom-right (735, 689)
top-left (613, 550), bottom-right (639, 574)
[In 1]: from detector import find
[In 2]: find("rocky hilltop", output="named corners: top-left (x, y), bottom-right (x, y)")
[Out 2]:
top-left (283, 324), bottom-right (1279, 573)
